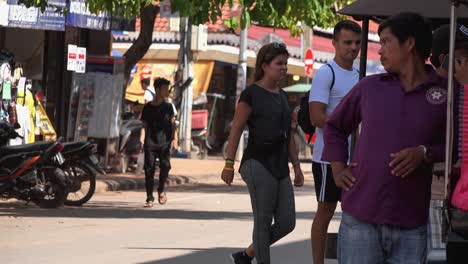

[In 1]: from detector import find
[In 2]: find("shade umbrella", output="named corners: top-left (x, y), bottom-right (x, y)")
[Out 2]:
top-left (338, 0), bottom-right (468, 21)
top-left (338, 0), bottom-right (468, 78)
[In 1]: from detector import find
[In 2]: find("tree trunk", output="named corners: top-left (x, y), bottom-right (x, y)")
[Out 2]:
top-left (123, 4), bottom-right (159, 81)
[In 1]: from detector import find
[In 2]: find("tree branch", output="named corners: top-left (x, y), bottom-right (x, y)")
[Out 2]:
top-left (123, 4), bottom-right (160, 79)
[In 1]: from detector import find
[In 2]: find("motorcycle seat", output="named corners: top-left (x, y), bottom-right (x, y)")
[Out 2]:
top-left (120, 120), bottom-right (143, 136)
top-left (62, 142), bottom-right (90, 154)
top-left (191, 129), bottom-right (207, 138)
top-left (0, 141), bottom-right (54, 157)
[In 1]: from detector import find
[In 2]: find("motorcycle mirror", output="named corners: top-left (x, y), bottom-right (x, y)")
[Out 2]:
top-left (169, 77), bottom-right (193, 93)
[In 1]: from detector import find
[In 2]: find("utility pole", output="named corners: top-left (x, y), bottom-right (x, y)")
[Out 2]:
top-left (235, 27), bottom-right (248, 160)
top-left (301, 25), bottom-right (313, 83)
top-left (178, 17), bottom-right (194, 154)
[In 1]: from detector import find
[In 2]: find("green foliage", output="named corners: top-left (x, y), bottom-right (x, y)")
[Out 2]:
top-left (248, 0), bottom-right (353, 35)
top-left (224, 17), bottom-right (239, 29)
top-left (20, 0), bottom-right (354, 35)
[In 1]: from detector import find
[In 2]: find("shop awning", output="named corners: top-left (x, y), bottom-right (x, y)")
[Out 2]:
top-left (66, 0), bottom-right (135, 31)
top-left (125, 61), bottom-right (215, 104)
top-left (0, 0), bottom-right (66, 31)
top-left (0, 0), bottom-right (134, 31)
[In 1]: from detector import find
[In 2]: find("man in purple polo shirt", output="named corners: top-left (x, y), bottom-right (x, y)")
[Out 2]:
top-left (323, 13), bottom-right (447, 263)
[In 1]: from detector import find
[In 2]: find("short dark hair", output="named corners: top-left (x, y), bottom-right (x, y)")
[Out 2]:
top-left (378, 12), bottom-right (432, 60)
top-left (455, 24), bottom-right (468, 51)
top-left (154, 77), bottom-right (170, 89)
top-left (141, 78), bottom-right (150, 86)
top-left (254, 43), bottom-right (290, 82)
top-left (456, 41), bottom-right (468, 51)
top-left (431, 25), bottom-right (451, 67)
top-left (333, 20), bottom-right (362, 40)
top-left (431, 24), bottom-right (468, 67)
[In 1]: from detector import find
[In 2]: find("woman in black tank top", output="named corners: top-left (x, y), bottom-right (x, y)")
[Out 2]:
top-left (221, 43), bottom-right (304, 264)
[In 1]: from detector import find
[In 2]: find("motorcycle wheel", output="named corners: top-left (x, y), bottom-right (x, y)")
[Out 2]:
top-left (120, 154), bottom-right (128, 174)
top-left (63, 162), bottom-right (96, 206)
top-left (196, 143), bottom-right (207, 160)
top-left (34, 166), bottom-right (67, 208)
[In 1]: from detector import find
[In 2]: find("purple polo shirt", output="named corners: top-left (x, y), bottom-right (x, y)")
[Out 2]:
top-left (322, 66), bottom-right (451, 229)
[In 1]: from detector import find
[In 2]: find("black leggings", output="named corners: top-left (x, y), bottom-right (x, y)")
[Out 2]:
top-left (144, 147), bottom-right (171, 202)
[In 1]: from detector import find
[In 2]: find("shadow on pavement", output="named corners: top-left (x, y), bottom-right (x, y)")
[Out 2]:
top-left (0, 201), bottom-right (342, 221)
top-left (167, 182), bottom-right (316, 197)
top-left (133, 239), bottom-right (338, 264)
top-left (0, 177), bottom-right (326, 220)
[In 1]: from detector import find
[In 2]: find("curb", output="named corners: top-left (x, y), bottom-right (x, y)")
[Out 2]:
top-left (95, 175), bottom-right (194, 193)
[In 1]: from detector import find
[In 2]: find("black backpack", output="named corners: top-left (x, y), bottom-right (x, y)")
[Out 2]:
top-left (297, 63), bottom-right (335, 142)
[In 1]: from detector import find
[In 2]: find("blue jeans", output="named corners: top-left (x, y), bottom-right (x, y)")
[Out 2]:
top-left (338, 212), bottom-right (427, 264)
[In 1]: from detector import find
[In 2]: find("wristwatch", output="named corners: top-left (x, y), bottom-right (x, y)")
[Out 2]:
top-left (420, 145), bottom-right (432, 163)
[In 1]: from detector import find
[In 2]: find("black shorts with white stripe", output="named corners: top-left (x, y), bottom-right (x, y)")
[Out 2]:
top-left (312, 162), bottom-right (341, 203)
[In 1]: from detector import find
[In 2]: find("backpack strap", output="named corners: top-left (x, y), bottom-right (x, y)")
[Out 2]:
top-left (325, 63), bottom-right (335, 91)
top-left (146, 88), bottom-right (155, 96)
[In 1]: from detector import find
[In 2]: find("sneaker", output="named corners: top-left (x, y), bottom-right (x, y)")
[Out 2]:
top-left (230, 251), bottom-right (252, 264)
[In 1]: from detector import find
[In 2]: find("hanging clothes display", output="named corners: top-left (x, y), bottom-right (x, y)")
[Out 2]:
top-left (17, 82), bottom-right (36, 143)
top-left (0, 60), bottom-right (18, 145)
top-left (9, 104), bottom-right (31, 145)
top-left (0, 52), bottom-right (56, 146)
top-left (1, 81), bottom-right (11, 100)
top-left (0, 100), bottom-right (8, 121)
top-left (452, 84), bottom-right (468, 211)
top-left (0, 62), bottom-right (14, 101)
top-left (7, 102), bottom-right (17, 124)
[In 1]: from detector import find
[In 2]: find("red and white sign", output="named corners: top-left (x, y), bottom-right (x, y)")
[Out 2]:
top-left (76, 47), bottom-right (87, 73)
top-left (304, 48), bottom-right (314, 76)
top-left (67, 45), bottom-right (77, 72)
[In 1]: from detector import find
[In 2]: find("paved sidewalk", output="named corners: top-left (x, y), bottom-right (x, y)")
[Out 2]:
top-left (95, 157), bottom-right (314, 193)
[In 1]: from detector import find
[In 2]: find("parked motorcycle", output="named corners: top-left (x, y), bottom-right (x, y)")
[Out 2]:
top-left (0, 121), bottom-right (67, 208)
top-left (191, 93), bottom-right (226, 159)
top-left (60, 141), bottom-right (104, 206)
top-left (222, 122), bottom-right (249, 160)
top-left (119, 117), bottom-right (143, 173)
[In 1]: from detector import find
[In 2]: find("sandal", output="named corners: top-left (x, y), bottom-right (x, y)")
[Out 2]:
top-left (158, 192), bottom-right (167, 205)
top-left (144, 200), bottom-right (154, 208)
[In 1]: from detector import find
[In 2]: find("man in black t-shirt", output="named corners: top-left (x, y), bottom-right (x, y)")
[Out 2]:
top-left (140, 78), bottom-right (177, 207)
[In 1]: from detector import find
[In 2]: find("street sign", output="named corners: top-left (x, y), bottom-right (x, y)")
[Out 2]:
top-left (67, 44), bottom-right (77, 71)
top-left (76, 47), bottom-right (87, 73)
top-left (304, 48), bottom-right (314, 76)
